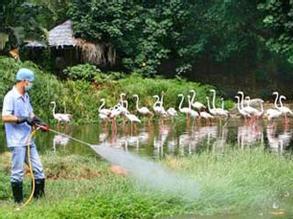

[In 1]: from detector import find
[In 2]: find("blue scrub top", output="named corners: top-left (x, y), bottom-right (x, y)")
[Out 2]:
top-left (2, 86), bottom-right (34, 147)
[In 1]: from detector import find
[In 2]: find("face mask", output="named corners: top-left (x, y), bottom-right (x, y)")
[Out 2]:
top-left (25, 82), bottom-right (33, 91)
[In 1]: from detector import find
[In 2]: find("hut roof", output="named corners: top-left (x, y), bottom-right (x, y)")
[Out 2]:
top-left (48, 20), bottom-right (76, 48)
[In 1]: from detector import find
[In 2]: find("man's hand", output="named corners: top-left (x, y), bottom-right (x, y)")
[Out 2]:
top-left (16, 116), bottom-right (49, 131)
top-left (32, 116), bottom-right (49, 132)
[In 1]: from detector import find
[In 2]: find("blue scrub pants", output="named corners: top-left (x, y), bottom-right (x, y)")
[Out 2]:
top-left (9, 144), bottom-right (45, 183)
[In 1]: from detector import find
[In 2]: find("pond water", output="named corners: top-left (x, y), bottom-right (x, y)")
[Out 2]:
top-left (0, 119), bottom-right (293, 157)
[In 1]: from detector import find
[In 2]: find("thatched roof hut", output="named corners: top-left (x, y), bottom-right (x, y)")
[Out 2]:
top-left (48, 20), bottom-right (76, 48)
top-left (24, 20), bottom-right (116, 70)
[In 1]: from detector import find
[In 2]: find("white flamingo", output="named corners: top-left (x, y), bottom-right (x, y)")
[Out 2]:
top-left (124, 111), bottom-right (141, 134)
top-left (187, 95), bottom-right (200, 119)
top-left (118, 93), bottom-right (129, 115)
top-left (237, 91), bottom-right (259, 117)
top-left (234, 96), bottom-right (251, 119)
top-left (210, 89), bottom-right (227, 117)
top-left (216, 97), bottom-right (229, 118)
top-left (159, 92), bottom-right (168, 116)
top-left (265, 92), bottom-right (282, 121)
top-left (50, 101), bottom-right (72, 123)
top-left (278, 95), bottom-right (293, 122)
top-left (99, 98), bottom-right (111, 116)
top-left (53, 134), bottom-right (69, 153)
top-left (189, 90), bottom-right (206, 111)
top-left (199, 111), bottom-right (214, 123)
top-left (125, 112), bottom-right (141, 124)
top-left (133, 94), bottom-right (153, 116)
top-left (152, 95), bottom-right (166, 116)
top-left (206, 96), bottom-right (218, 116)
top-left (178, 94), bottom-right (191, 115)
top-left (166, 107), bottom-right (177, 117)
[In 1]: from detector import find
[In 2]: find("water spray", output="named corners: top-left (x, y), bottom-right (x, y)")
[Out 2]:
top-left (41, 126), bottom-right (200, 201)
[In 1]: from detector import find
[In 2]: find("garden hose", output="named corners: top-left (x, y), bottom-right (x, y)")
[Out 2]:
top-left (22, 128), bottom-right (39, 208)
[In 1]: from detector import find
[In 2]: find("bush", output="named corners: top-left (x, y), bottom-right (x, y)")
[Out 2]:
top-left (63, 64), bottom-right (102, 81)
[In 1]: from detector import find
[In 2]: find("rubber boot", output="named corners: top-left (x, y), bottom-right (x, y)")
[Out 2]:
top-left (11, 181), bottom-right (23, 203)
top-left (33, 178), bottom-right (45, 199)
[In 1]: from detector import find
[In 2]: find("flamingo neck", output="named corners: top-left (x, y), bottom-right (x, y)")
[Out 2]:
top-left (221, 100), bottom-right (224, 110)
top-left (260, 102), bottom-right (264, 113)
top-left (212, 91), bottom-right (216, 109)
top-left (236, 98), bottom-right (241, 112)
top-left (179, 95), bottom-right (184, 110)
top-left (135, 96), bottom-right (140, 110)
top-left (153, 97), bottom-right (159, 108)
top-left (160, 94), bottom-right (164, 107)
top-left (99, 100), bottom-right (105, 112)
top-left (239, 93), bottom-right (244, 109)
top-left (274, 92), bottom-right (279, 108)
top-left (190, 90), bottom-right (195, 103)
top-left (279, 97), bottom-right (284, 108)
top-left (52, 103), bottom-right (56, 116)
top-left (188, 97), bottom-right (192, 110)
top-left (206, 98), bottom-right (211, 111)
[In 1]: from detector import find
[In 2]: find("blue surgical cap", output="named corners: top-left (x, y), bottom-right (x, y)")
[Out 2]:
top-left (16, 68), bottom-right (35, 82)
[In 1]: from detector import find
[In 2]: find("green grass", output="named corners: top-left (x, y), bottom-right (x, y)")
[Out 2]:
top-left (0, 147), bottom-right (292, 218)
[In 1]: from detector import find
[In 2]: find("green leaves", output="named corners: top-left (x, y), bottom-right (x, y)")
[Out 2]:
top-left (258, 0), bottom-right (293, 63)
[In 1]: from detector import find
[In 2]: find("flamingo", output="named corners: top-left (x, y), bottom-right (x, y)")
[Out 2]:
top-left (187, 95), bottom-right (200, 119)
top-left (99, 112), bottom-right (109, 122)
top-left (206, 96), bottom-right (218, 116)
top-left (166, 107), bottom-right (177, 117)
top-left (265, 92), bottom-right (282, 122)
top-left (178, 94), bottom-right (191, 115)
top-left (124, 111), bottom-right (141, 134)
top-left (210, 89), bottom-right (227, 117)
top-left (278, 95), bottom-right (293, 122)
top-left (50, 101), bottom-right (72, 123)
top-left (118, 93), bottom-right (129, 115)
top-left (216, 97), bottom-right (229, 118)
top-left (234, 96), bottom-right (251, 120)
top-left (152, 95), bottom-right (166, 116)
top-left (53, 134), bottom-right (69, 153)
top-left (243, 96), bottom-right (260, 117)
top-left (124, 112), bottom-right (141, 124)
top-left (199, 111), bottom-right (214, 124)
top-left (99, 98), bottom-right (111, 116)
top-left (133, 94), bottom-right (153, 116)
top-left (189, 90), bottom-right (206, 111)
top-left (159, 92), bottom-right (168, 116)
top-left (237, 91), bottom-right (259, 117)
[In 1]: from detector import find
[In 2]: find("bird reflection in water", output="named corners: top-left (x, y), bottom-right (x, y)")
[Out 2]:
top-left (53, 134), bottom-right (70, 153)
top-left (237, 121), bottom-right (263, 149)
top-left (266, 123), bottom-right (292, 153)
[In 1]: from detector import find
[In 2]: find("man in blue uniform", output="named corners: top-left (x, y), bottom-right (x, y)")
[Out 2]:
top-left (2, 68), bottom-right (48, 203)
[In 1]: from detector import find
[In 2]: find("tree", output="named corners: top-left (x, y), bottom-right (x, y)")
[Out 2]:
top-left (258, 0), bottom-right (293, 63)
top-left (68, 0), bottom-right (269, 75)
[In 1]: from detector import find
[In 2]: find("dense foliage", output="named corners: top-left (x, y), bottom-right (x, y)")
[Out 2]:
top-left (67, 0), bottom-right (292, 76)
top-left (258, 0), bottom-right (293, 63)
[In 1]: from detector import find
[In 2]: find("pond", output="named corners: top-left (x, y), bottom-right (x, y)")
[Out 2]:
top-left (0, 118), bottom-right (293, 157)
